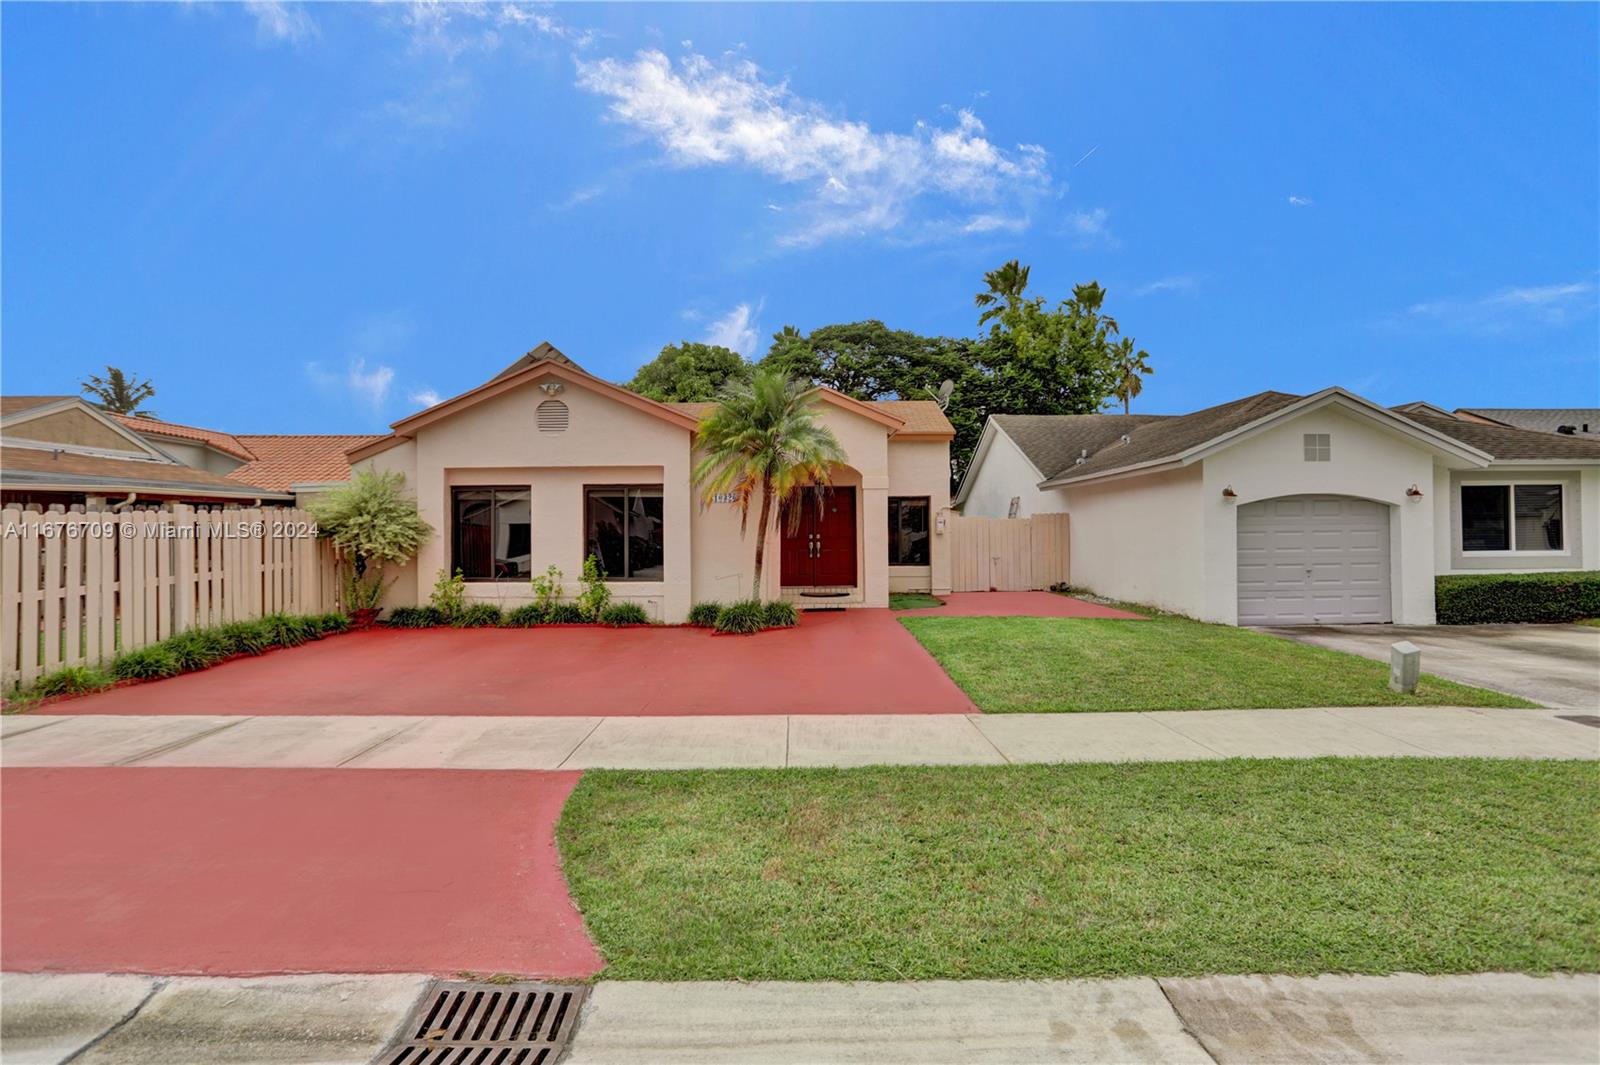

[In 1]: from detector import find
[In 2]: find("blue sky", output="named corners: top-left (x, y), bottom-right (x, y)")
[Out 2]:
top-left (3, 2), bottom-right (1596, 432)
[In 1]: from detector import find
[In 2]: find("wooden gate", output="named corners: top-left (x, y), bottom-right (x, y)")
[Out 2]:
top-left (948, 513), bottom-right (1069, 592)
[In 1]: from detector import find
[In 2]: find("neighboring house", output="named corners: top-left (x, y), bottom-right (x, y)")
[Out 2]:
top-left (955, 389), bottom-right (1600, 626)
top-left (0, 396), bottom-right (294, 507)
top-left (1452, 408), bottom-right (1600, 437)
top-left (0, 396), bottom-right (377, 507)
top-left (348, 343), bottom-right (956, 622)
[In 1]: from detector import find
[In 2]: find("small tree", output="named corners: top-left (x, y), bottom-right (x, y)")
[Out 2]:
top-left (1110, 337), bottom-right (1153, 415)
top-left (692, 370), bottom-right (845, 598)
top-left (308, 471), bottom-right (432, 613)
top-left (81, 366), bottom-right (157, 417)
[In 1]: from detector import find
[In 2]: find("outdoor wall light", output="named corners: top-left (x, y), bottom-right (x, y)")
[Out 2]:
top-left (1221, 485), bottom-right (1237, 501)
top-left (1406, 484), bottom-right (1424, 499)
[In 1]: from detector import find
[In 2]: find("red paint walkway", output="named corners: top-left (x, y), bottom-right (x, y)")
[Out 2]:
top-left (1, 767), bottom-right (604, 978)
top-left (899, 591), bottom-right (1146, 619)
top-left (55, 609), bottom-right (975, 716)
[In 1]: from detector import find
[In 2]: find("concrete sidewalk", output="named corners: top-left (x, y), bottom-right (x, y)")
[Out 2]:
top-left (4, 971), bottom-right (1596, 1064)
top-left (3, 706), bottom-right (1596, 769)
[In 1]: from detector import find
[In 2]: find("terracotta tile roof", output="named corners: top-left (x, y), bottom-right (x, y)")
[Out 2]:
top-left (1401, 411), bottom-right (1600, 462)
top-left (1, 396), bottom-right (76, 417)
top-left (0, 444), bottom-right (290, 498)
top-left (113, 414), bottom-right (255, 460)
top-left (664, 397), bottom-right (954, 437)
top-left (227, 434), bottom-right (388, 491)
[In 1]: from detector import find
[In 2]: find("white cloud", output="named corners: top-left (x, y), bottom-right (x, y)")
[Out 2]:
top-left (961, 213), bottom-right (1027, 235)
top-left (305, 357), bottom-right (397, 413)
top-left (399, 1), bottom-right (591, 58)
top-left (1287, 194), bottom-right (1314, 207)
top-left (409, 388), bottom-right (442, 408)
top-left (551, 184), bottom-right (604, 210)
top-left (1133, 274), bottom-right (1199, 296)
top-left (1398, 281), bottom-right (1597, 335)
top-left (245, 0), bottom-right (317, 44)
top-left (574, 50), bottom-right (1053, 246)
top-left (1064, 207), bottom-right (1117, 248)
top-left (705, 301), bottom-right (763, 357)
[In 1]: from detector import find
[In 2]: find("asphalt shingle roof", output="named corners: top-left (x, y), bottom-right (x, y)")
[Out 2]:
top-left (991, 413), bottom-right (1171, 477)
top-left (1404, 411), bottom-right (1600, 461)
top-left (1454, 408), bottom-right (1600, 436)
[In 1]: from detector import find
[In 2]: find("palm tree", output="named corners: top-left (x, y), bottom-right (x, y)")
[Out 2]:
top-left (1110, 338), bottom-right (1153, 415)
top-left (974, 259), bottom-right (1031, 327)
top-left (80, 366), bottom-right (157, 418)
top-left (692, 369), bottom-right (846, 599)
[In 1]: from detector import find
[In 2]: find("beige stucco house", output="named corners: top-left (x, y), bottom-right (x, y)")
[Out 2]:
top-left (955, 387), bottom-right (1600, 627)
top-left (348, 344), bottom-right (956, 622)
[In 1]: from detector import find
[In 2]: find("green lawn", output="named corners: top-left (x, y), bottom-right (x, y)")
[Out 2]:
top-left (558, 760), bottom-right (1599, 981)
top-left (1575, 618), bottom-right (1600, 628)
top-left (901, 615), bottom-right (1534, 712)
top-left (888, 593), bottom-right (945, 610)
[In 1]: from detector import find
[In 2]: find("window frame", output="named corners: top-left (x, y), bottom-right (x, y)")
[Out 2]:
top-left (450, 485), bottom-right (532, 583)
top-left (1302, 433), bottom-right (1331, 462)
top-left (1459, 480), bottom-right (1568, 556)
top-left (583, 483), bottom-right (666, 582)
top-left (887, 495), bottom-right (932, 567)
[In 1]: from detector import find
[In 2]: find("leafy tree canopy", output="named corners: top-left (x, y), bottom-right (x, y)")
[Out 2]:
top-left (81, 366), bottom-right (157, 418)
top-left (626, 342), bottom-right (752, 402)
top-left (308, 470), bottom-right (432, 574)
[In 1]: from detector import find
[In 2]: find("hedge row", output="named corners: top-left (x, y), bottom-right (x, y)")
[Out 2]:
top-left (1435, 571), bottom-right (1600, 625)
top-left (386, 602), bottom-right (653, 628)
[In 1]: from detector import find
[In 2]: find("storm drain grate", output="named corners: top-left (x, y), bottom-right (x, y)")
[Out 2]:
top-left (1556, 714), bottom-right (1600, 729)
top-left (377, 981), bottom-right (588, 1065)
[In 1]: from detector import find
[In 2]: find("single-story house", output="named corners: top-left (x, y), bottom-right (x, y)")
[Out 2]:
top-left (955, 387), bottom-right (1600, 626)
top-left (0, 396), bottom-right (378, 508)
top-left (349, 344), bottom-right (956, 622)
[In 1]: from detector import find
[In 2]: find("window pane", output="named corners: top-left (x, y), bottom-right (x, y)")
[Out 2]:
top-left (1460, 485), bottom-right (1509, 551)
top-left (888, 497), bottom-right (930, 566)
top-left (585, 490), bottom-right (628, 579)
top-left (628, 489), bottom-right (665, 579)
top-left (494, 491), bottom-right (531, 578)
top-left (454, 490), bottom-right (495, 579)
top-left (1514, 485), bottom-right (1563, 551)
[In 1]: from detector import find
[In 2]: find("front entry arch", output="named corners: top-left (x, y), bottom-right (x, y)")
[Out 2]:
top-left (780, 487), bottom-right (858, 587)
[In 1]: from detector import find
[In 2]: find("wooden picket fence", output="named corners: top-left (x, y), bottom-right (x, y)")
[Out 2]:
top-left (948, 512), bottom-right (1070, 592)
top-left (1, 504), bottom-right (340, 690)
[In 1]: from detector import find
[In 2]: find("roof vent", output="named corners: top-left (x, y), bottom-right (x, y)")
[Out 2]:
top-left (536, 399), bottom-right (569, 433)
top-left (1119, 434), bottom-right (1131, 445)
top-left (1557, 424), bottom-right (1577, 435)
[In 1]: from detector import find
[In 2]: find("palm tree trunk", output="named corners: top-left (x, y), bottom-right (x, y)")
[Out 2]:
top-left (751, 479), bottom-right (775, 601)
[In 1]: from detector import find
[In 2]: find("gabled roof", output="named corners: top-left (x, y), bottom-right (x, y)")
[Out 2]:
top-left (113, 413), bottom-right (255, 460)
top-left (0, 441), bottom-right (293, 500)
top-left (992, 413), bottom-right (1171, 480)
top-left (227, 434), bottom-right (389, 491)
top-left (1, 396), bottom-right (180, 460)
top-left (1453, 408), bottom-right (1600, 436)
top-left (491, 341), bottom-right (587, 381)
top-left (1404, 410), bottom-right (1600, 462)
top-left (1, 395), bottom-right (76, 417)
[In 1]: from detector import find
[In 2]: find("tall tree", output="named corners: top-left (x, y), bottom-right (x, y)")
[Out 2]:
top-left (625, 342), bottom-right (751, 402)
top-left (80, 366), bottom-right (157, 417)
top-left (973, 259), bottom-right (1031, 327)
top-left (1110, 337), bottom-right (1153, 415)
top-left (691, 369), bottom-right (845, 599)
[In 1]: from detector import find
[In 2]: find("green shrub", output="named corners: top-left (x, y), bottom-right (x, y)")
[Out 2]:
top-left (32, 665), bottom-right (114, 698)
top-left (530, 564), bottom-right (564, 615)
top-left (763, 600), bottom-right (799, 628)
top-left (600, 602), bottom-right (651, 627)
top-left (453, 603), bottom-right (504, 627)
top-left (505, 604), bottom-right (549, 627)
top-left (313, 612), bottom-right (352, 635)
top-left (219, 619), bottom-right (275, 656)
top-left (385, 606), bottom-right (445, 628)
top-left (577, 553), bottom-right (612, 621)
top-left (166, 628), bottom-right (231, 672)
top-left (714, 599), bottom-right (768, 635)
top-left (1436, 571), bottom-right (1600, 625)
top-left (548, 603), bottom-right (587, 624)
top-left (111, 645), bottom-right (182, 681)
top-left (429, 568), bottom-right (467, 621)
top-left (261, 613), bottom-right (318, 648)
top-left (687, 602), bottom-right (722, 627)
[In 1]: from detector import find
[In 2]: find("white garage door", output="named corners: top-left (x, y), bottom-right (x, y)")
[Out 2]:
top-left (1237, 495), bottom-right (1392, 625)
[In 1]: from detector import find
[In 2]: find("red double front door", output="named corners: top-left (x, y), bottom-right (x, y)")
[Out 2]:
top-left (779, 488), bottom-right (857, 587)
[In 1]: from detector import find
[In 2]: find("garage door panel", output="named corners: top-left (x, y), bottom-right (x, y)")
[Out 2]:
top-left (1237, 495), bottom-right (1392, 626)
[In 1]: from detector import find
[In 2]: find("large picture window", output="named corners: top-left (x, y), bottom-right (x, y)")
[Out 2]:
top-left (1461, 483), bottom-right (1564, 553)
top-left (888, 496), bottom-right (931, 566)
top-left (585, 486), bottom-right (665, 580)
top-left (452, 487), bottom-right (531, 580)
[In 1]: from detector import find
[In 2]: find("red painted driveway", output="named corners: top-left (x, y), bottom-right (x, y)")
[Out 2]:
top-left (899, 592), bottom-right (1145, 619)
top-left (1, 767), bottom-right (604, 978)
top-left (55, 609), bottom-right (975, 716)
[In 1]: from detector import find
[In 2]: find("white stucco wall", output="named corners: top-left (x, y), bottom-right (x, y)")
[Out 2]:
top-left (1063, 465), bottom-right (1205, 616)
top-left (887, 439), bottom-right (954, 595)
top-left (1199, 405), bottom-right (1439, 625)
top-left (959, 426), bottom-right (1070, 517)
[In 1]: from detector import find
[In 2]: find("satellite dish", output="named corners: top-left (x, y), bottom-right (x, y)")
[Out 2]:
top-left (927, 379), bottom-right (955, 410)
